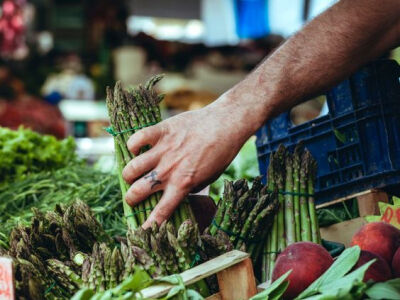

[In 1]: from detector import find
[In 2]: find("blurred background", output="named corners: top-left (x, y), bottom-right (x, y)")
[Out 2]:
top-left (1, 0), bottom-right (399, 163)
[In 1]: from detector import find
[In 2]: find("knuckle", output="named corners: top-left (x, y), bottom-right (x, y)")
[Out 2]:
top-left (127, 131), bottom-right (145, 151)
top-left (179, 175), bottom-right (194, 190)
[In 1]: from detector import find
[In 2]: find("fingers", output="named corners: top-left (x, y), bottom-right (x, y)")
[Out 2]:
top-left (142, 185), bottom-right (186, 228)
top-left (127, 126), bottom-right (162, 155)
top-left (122, 149), bottom-right (161, 184)
top-left (125, 169), bottom-right (164, 207)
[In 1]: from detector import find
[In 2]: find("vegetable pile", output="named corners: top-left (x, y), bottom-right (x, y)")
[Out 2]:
top-left (2, 200), bottom-right (210, 299)
top-left (0, 126), bottom-right (77, 184)
top-left (0, 164), bottom-right (124, 240)
top-left (205, 178), bottom-right (278, 262)
top-left (3, 200), bottom-right (112, 299)
top-left (252, 245), bottom-right (400, 300)
top-left (262, 144), bottom-right (321, 282)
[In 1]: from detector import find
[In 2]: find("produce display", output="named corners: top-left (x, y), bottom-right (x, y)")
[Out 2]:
top-left (1, 199), bottom-right (208, 299)
top-left (2, 74), bottom-right (400, 299)
top-left (252, 244), bottom-right (400, 300)
top-left (0, 126), bottom-right (77, 184)
top-left (0, 164), bottom-right (124, 241)
top-left (262, 144), bottom-right (321, 282)
top-left (3, 200), bottom-right (112, 298)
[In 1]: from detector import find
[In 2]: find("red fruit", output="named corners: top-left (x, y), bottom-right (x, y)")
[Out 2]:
top-left (353, 250), bottom-right (392, 282)
top-left (351, 222), bottom-right (400, 265)
top-left (272, 242), bottom-right (333, 299)
top-left (392, 247), bottom-right (400, 278)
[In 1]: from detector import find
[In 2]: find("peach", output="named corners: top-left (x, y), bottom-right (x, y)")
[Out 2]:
top-left (351, 222), bottom-right (400, 265)
top-left (272, 242), bottom-right (333, 299)
top-left (353, 250), bottom-right (392, 282)
top-left (392, 247), bottom-right (400, 278)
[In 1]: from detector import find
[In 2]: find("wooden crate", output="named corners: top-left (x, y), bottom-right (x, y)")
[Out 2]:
top-left (317, 189), bottom-right (389, 246)
top-left (316, 189), bottom-right (389, 217)
top-left (138, 250), bottom-right (258, 300)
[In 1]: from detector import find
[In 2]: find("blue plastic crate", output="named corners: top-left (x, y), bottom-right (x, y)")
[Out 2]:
top-left (256, 59), bottom-right (400, 205)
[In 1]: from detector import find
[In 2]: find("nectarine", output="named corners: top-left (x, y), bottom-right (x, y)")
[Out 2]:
top-left (353, 250), bottom-right (392, 282)
top-left (392, 247), bottom-right (400, 278)
top-left (272, 242), bottom-right (333, 299)
top-left (351, 222), bottom-right (400, 265)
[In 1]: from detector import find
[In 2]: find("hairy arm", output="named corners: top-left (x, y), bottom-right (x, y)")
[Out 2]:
top-left (124, 0), bottom-right (400, 228)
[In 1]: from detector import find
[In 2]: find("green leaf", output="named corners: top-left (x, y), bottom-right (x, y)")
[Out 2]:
top-left (365, 278), bottom-right (400, 299)
top-left (297, 246), bottom-right (361, 299)
top-left (301, 295), bottom-right (338, 300)
top-left (250, 270), bottom-right (292, 300)
top-left (156, 274), bottom-right (183, 286)
top-left (333, 129), bottom-right (347, 144)
top-left (316, 260), bottom-right (374, 297)
top-left (269, 281), bottom-right (290, 300)
top-left (116, 267), bottom-right (152, 293)
top-left (71, 288), bottom-right (95, 300)
top-left (393, 196), bottom-right (400, 206)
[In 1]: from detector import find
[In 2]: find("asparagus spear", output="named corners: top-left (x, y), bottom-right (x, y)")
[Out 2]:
top-left (284, 154), bottom-right (295, 245)
top-left (300, 152), bottom-right (312, 241)
top-left (307, 155), bottom-right (321, 244)
top-left (293, 143), bottom-right (302, 242)
top-left (275, 146), bottom-right (287, 252)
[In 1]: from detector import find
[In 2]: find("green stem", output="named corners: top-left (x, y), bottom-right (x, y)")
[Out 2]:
top-left (115, 142), bottom-right (137, 229)
top-left (284, 154), bottom-right (295, 245)
top-left (300, 152), bottom-right (312, 241)
top-left (293, 146), bottom-right (301, 242)
top-left (308, 157), bottom-right (320, 244)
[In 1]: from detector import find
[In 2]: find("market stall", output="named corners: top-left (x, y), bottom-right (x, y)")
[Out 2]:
top-left (1, 0), bottom-right (400, 299)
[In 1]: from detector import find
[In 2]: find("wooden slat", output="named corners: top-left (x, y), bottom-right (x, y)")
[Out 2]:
top-left (217, 257), bottom-right (257, 300)
top-left (138, 250), bottom-right (249, 299)
top-left (357, 190), bottom-right (388, 216)
top-left (316, 189), bottom-right (374, 209)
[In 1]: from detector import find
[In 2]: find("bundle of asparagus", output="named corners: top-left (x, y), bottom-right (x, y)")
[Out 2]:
top-left (106, 77), bottom-right (210, 295)
top-left (79, 220), bottom-right (209, 295)
top-left (3, 199), bottom-right (211, 299)
top-left (4, 200), bottom-right (113, 298)
top-left (106, 76), bottom-right (194, 231)
top-left (206, 178), bottom-right (278, 261)
top-left (262, 143), bottom-right (321, 282)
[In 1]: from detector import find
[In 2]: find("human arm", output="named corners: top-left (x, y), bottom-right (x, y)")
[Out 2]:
top-left (123, 0), bottom-right (400, 228)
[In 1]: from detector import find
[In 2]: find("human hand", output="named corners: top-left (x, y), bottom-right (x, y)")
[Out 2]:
top-left (122, 100), bottom-right (251, 228)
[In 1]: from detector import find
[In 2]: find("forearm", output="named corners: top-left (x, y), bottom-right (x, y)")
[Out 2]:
top-left (215, 0), bottom-right (400, 139)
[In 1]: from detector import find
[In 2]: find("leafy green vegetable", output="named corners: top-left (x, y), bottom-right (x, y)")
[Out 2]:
top-left (365, 279), bottom-right (400, 300)
top-left (0, 126), bottom-right (78, 184)
top-left (317, 199), bottom-right (359, 227)
top-left (309, 260), bottom-right (373, 298)
top-left (72, 268), bottom-right (203, 300)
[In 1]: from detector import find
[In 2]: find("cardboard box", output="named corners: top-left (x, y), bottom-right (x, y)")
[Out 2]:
top-left (320, 217), bottom-right (367, 247)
